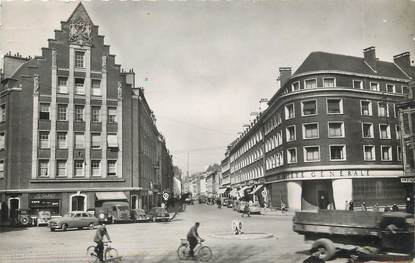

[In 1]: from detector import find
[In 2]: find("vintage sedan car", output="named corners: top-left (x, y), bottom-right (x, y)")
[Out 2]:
top-left (48, 211), bottom-right (98, 231)
top-left (248, 203), bottom-right (262, 214)
top-left (148, 207), bottom-right (170, 222)
top-left (36, 211), bottom-right (52, 226)
top-left (131, 209), bottom-right (150, 223)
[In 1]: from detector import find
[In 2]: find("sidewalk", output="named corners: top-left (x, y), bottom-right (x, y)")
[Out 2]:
top-left (260, 208), bottom-right (295, 217)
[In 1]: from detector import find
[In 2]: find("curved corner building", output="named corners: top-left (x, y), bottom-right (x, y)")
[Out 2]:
top-left (228, 47), bottom-right (414, 211)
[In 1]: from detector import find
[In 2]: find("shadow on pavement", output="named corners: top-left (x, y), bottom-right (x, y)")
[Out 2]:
top-left (0, 226), bottom-right (30, 233)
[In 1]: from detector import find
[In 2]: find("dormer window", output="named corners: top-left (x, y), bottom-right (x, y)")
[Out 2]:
top-left (75, 51), bottom-right (85, 68)
top-left (370, 82), bottom-right (379, 91)
top-left (304, 79), bottom-right (317, 89)
top-left (291, 81), bottom-right (300, 91)
top-left (323, 77), bottom-right (335, 88)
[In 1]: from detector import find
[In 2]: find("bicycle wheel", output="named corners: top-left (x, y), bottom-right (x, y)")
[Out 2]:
top-left (198, 246), bottom-right (212, 262)
top-left (177, 244), bottom-right (187, 260)
top-left (86, 245), bottom-right (97, 263)
top-left (105, 247), bottom-right (119, 261)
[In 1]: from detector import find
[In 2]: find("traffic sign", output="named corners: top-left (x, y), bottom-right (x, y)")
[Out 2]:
top-left (163, 192), bottom-right (169, 200)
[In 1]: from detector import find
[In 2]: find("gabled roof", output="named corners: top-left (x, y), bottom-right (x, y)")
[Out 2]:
top-left (294, 51), bottom-right (409, 80)
top-left (67, 2), bottom-right (94, 25)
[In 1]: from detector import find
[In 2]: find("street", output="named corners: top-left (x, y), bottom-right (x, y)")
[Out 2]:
top-left (0, 204), bottom-right (409, 263)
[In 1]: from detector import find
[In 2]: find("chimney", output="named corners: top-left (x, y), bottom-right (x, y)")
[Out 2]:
top-left (278, 67), bottom-right (292, 88)
top-left (363, 46), bottom-right (377, 72)
top-left (393, 52), bottom-right (411, 69)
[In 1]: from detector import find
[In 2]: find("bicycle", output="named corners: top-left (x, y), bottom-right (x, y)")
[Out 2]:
top-left (86, 241), bottom-right (119, 263)
top-left (177, 239), bottom-right (212, 262)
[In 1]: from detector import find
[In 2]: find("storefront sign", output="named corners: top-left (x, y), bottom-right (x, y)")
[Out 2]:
top-left (286, 170), bottom-right (369, 180)
top-left (29, 193), bottom-right (60, 199)
top-left (401, 177), bottom-right (415, 183)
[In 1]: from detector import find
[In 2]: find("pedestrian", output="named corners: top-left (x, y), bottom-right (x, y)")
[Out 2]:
top-left (373, 203), bottom-right (379, 212)
top-left (361, 202), bottom-right (367, 211)
top-left (281, 201), bottom-right (286, 214)
top-left (349, 201), bottom-right (354, 211)
top-left (231, 218), bottom-right (242, 235)
top-left (345, 200), bottom-right (349, 211)
top-left (242, 202), bottom-right (250, 217)
top-left (328, 202), bottom-right (334, 210)
top-left (392, 203), bottom-right (399, 212)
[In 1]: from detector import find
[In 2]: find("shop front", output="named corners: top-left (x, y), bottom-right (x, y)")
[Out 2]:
top-left (29, 193), bottom-right (62, 216)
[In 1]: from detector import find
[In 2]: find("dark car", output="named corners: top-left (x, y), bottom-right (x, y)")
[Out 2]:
top-left (148, 207), bottom-right (170, 222)
top-left (131, 209), bottom-right (150, 223)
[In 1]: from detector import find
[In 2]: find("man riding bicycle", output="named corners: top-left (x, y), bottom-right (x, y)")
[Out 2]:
top-left (187, 222), bottom-right (204, 257)
top-left (94, 224), bottom-right (111, 262)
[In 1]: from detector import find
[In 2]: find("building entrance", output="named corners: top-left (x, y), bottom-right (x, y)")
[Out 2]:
top-left (302, 180), bottom-right (333, 210)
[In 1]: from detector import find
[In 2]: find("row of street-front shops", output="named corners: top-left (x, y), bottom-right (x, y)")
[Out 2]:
top-left (216, 169), bottom-right (414, 213)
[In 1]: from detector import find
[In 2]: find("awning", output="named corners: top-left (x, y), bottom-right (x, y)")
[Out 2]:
top-left (95, 192), bottom-right (127, 201)
top-left (107, 134), bottom-right (118, 148)
top-left (249, 185), bottom-right (264, 195)
top-left (217, 188), bottom-right (227, 194)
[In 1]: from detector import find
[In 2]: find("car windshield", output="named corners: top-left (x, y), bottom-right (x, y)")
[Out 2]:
top-left (117, 206), bottom-right (129, 212)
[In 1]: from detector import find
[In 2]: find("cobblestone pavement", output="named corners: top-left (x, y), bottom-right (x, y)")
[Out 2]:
top-left (0, 204), bottom-right (410, 263)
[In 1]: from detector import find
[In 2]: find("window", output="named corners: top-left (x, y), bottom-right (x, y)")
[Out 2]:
top-left (71, 194), bottom-right (86, 211)
top-left (386, 84), bottom-right (395, 93)
top-left (381, 146), bottom-right (392, 161)
top-left (361, 100), bottom-right (372, 116)
top-left (328, 122), bottom-right (344, 138)
top-left (302, 100), bottom-right (317, 116)
top-left (402, 86), bottom-right (409, 94)
top-left (57, 132), bottom-right (67, 149)
top-left (91, 80), bottom-right (101, 96)
top-left (370, 82), bottom-right (379, 91)
top-left (56, 160), bottom-right (67, 177)
top-left (57, 104), bottom-right (67, 121)
top-left (292, 81), bottom-right (300, 91)
top-left (285, 103), bottom-right (295, 120)
top-left (75, 105), bottom-right (84, 122)
top-left (0, 132), bottom-right (5, 150)
top-left (75, 133), bottom-right (85, 149)
top-left (379, 124), bottom-right (391, 139)
top-left (287, 148), bottom-right (297, 164)
top-left (108, 160), bottom-right (117, 176)
top-left (330, 145), bottom-right (346, 161)
top-left (91, 160), bottom-right (101, 177)
top-left (378, 102), bottom-right (389, 117)
top-left (353, 80), bottom-right (363, 89)
top-left (323, 77), bottom-right (335, 88)
top-left (304, 79), bottom-right (317, 89)
top-left (108, 107), bottom-right (117, 124)
top-left (75, 51), bottom-right (85, 68)
top-left (304, 146), bottom-right (320, 162)
top-left (92, 106), bottom-right (101, 122)
top-left (0, 104), bottom-right (6, 122)
top-left (91, 133), bottom-right (101, 149)
top-left (363, 145), bottom-right (376, 161)
top-left (362, 123), bottom-right (373, 138)
top-left (0, 160), bottom-right (4, 178)
top-left (39, 131), bottom-right (49, 148)
top-left (39, 160), bottom-right (49, 177)
top-left (75, 78), bottom-right (85, 95)
top-left (327, 98), bottom-right (343, 114)
top-left (107, 134), bottom-right (118, 148)
top-left (396, 125), bottom-right (401, 139)
top-left (303, 123), bottom-right (319, 139)
top-left (57, 77), bottom-right (68, 94)
top-left (286, 125), bottom-right (296, 142)
top-left (40, 103), bottom-right (50, 120)
top-left (74, 160), bottom-right (84, 177)
top-left (397, 146), bottom-right (402, 161)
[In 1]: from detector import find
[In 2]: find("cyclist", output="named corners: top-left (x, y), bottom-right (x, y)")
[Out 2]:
top-left (94, 224), bottom-right (111, 262)
top-left (187, 222), bottom-right (204, 257)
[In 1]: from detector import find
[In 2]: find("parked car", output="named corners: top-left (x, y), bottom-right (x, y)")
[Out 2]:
top-left (249, 203), bottom-right (262, 214)
top-left (48, 211), bottom-right (98, 232)
top-left (14, 209), bottom-right (34, 227)
top-left (131, 209), bottom-right (150, 223)
top-left (148, 207), bottom-right (170, 222)
top-left (35, 210), bottom-right (51, 226)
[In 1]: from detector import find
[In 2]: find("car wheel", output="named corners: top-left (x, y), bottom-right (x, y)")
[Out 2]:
top-left (312, 238), bottom-right (336, 261)
top-left (61, 224), bottom-right (68, 231)
top-left (88, 223), bottom-right (95, 230)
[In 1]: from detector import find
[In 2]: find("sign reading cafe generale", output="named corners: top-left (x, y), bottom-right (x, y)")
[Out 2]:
top-left (286, 170), bottom-right (369, 180)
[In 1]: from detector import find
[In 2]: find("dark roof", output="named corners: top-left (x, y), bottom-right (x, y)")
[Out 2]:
top-left (294, 51), bottom-right (409, 80)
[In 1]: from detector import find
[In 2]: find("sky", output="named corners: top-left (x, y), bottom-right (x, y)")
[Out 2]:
top-left (1, 0), bottom-right (415, 175)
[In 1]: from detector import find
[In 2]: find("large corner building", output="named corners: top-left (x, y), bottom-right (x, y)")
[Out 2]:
top-left (0, 3), bottom-right (174, 221)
